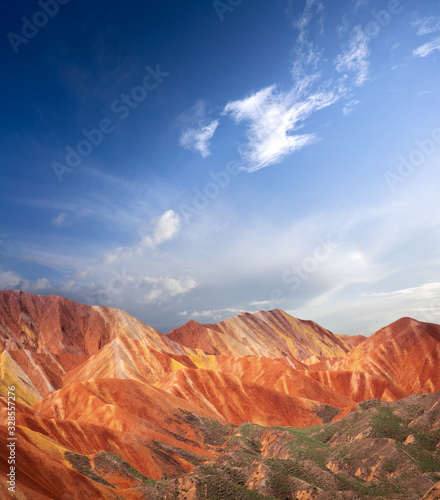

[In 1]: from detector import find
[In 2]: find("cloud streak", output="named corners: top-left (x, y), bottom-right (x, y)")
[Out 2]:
top-left (413, 36), bottom-right (440, 58)
top-left (223, 85), bottom-right (339, 171)
top-left (335, 26), bottom-right (370, 86)
top-left (180, 119), bottom-right (219, 158)
top-left (101, 209), bottom-right (181, 263)
top-left (413, 16), bottom-right (440, 36)
top-left (178, 100), bottom-right (219, 157)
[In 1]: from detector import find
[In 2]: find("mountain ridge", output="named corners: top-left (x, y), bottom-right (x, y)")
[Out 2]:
top-left (1, 290), bottom-right (440, 498)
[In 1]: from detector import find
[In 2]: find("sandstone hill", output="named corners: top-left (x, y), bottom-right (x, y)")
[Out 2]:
top-left (0, 290), bottom-right (439, 499)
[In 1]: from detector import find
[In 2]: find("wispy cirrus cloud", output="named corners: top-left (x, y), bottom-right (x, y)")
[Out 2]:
top-left (412, 15), bottom-right (440, 58)
top-left (335, 25), bottom-right (370, 86)
top-left (353, 0), bottom-right (368, 12)
top-left (52, 213), bottom-right (68, 227)
top-left (342, 98), bottom-right (360, 115)
top-left (180, 120), bottom-right (219, 158)
top-left (101, 209), bottom-right (181, 263)
top-left (220, 1), bottom-right (375, 172)
top-left (51, 209), bottom-right (92, 228)
top-left (412, 16), bottom-right (440, 36)
top-left (360, 282), bottom-right (440, 324)
top-left (295, 0), bottom-right (324, 44)
top-left (413, 36), bottom-right (440, 58)
top-left (291, 0), bottom-right (324, 88)
top-left (223, 85), bottom-right (339, 172)
top-left (178, 2), bottom-right (379, 173)
top-left (178, 100), bottom-right (219, 157)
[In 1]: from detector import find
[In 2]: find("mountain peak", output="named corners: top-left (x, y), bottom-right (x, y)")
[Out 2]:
top-left (167, 308), bottom-right (348, 360)
top-left (1, 292), bottom-right (440, 499)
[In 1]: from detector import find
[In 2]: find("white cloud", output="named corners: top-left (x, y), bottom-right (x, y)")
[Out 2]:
top-left (51, 209), bottom-right (92, 228)
top-left (220, 2), bottom-right (377, 172)
top-left (413, 16), bottom-right (440, 36)
top-left (362, 282), bottom-right (440, 300)
top-left (335, 26), bottom-right (370, 86)
top-left (223, 85), bottom-right (339, 171)
top-left (0, 270), bottom-right (21, 289)
top-left (139, 210), bottom-right (181, 250)
top-left (20, 278), bottom-right (53, 293)
top-left (291, 0), bottom-right (324, 86)
top-left (0, 269), bottom-right (52, 294)
top-left (178, 100), bottom-right (219, 158)
top-left (52, 213), bottom-right (67, 227)
top-left (185, 307), bottom-right (243, 322)
top-left (291, 281), bottom-right (440, 336)
top-left (353, 0), bottom-right (368, 12)
top-left (360, 282), bottom-right (440, 325)
top-left (249, 300), bottom-right (272, 307)
top-left (342, 99), bottom-right (360, 115)
top-left (295, 0), bottom-right (324, 44)
top-left (101, 209), bottom-right (181, 263)
top-left (138, 276), bottom-right (197, 303)
top-left (180, 120), bottom-right (219, 158)
top-left (56, 272), bottom-right (198, 308)
top-left (413, 36), bottom-right (440, 58)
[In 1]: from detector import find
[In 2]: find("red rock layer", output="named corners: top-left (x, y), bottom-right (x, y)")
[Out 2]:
top-left (0, 377), bottom-right (230, 498)
top-left (0, 290), bottom-right (184, 404)
top-left (167, 309), bottom-right (349, 361)
top-left (210, 356), bottom-right (355, 408)
top-left (158, 368), bottom-right (325, 427)
top-left (1, 291), bottom-right (440, 499)
top-left (303, 370), bottom-right (409, 402)
top-left (332, 317), bottom-right (440, 394)
top-left (0, 290), bottom-right (178, 356)
top-left (336, 334), bottom-right (368, 349)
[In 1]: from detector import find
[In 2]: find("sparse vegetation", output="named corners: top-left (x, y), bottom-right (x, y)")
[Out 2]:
top-left (150, 394), bottom-right (440, 499)
top-left (106, 451), bottom-right (157, 486)
top-left (197, 462), bottom-right (276, 500)
top-left (64, 451), bottom-right (115, 488)
top-left (371, 406), bottom-right (410, 442)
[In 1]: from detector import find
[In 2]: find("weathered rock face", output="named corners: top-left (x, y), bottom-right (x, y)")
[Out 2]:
top-left (421, 480), bottom-right (440, 500)
top-left (0, 289), bottom-right (168, 355)
top-left (336, 333), bottom-right (367, 349)
top-left (167, 309), bottom-right (349, 361)
top-left (0, 290), bottom-right (182, 404)
top-left (0, 290), bottom-right (439, 499)
top-left (157, 367), bottom-right (336, 427)
top-left (147, 392), bottom-right (440, 499)
top-left (331, 317), bottom-right (440, 394)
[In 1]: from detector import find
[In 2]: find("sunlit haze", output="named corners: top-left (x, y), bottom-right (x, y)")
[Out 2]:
top-left (1, 0), bottom-right (439, 335)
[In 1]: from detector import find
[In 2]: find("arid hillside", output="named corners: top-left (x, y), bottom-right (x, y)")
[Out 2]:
top-left (0, 290), bottom-right (439, 499)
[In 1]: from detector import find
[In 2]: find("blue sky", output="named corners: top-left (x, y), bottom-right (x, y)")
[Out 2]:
top-left (1, 0), bottom-right (439, 335)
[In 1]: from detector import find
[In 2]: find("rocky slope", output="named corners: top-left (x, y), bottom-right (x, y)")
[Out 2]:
top-left (167, 309), bottom-right (349, 361)
top-left (331, 317), bottom-right (440, 394)
top-left (148, 391), bottom-right (440, 499)
top-left (0, 290), bottom-right (439, 499)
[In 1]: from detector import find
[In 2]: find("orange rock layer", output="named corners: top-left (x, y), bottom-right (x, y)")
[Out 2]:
top-left (0, 290), bottom-right (439, 499)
